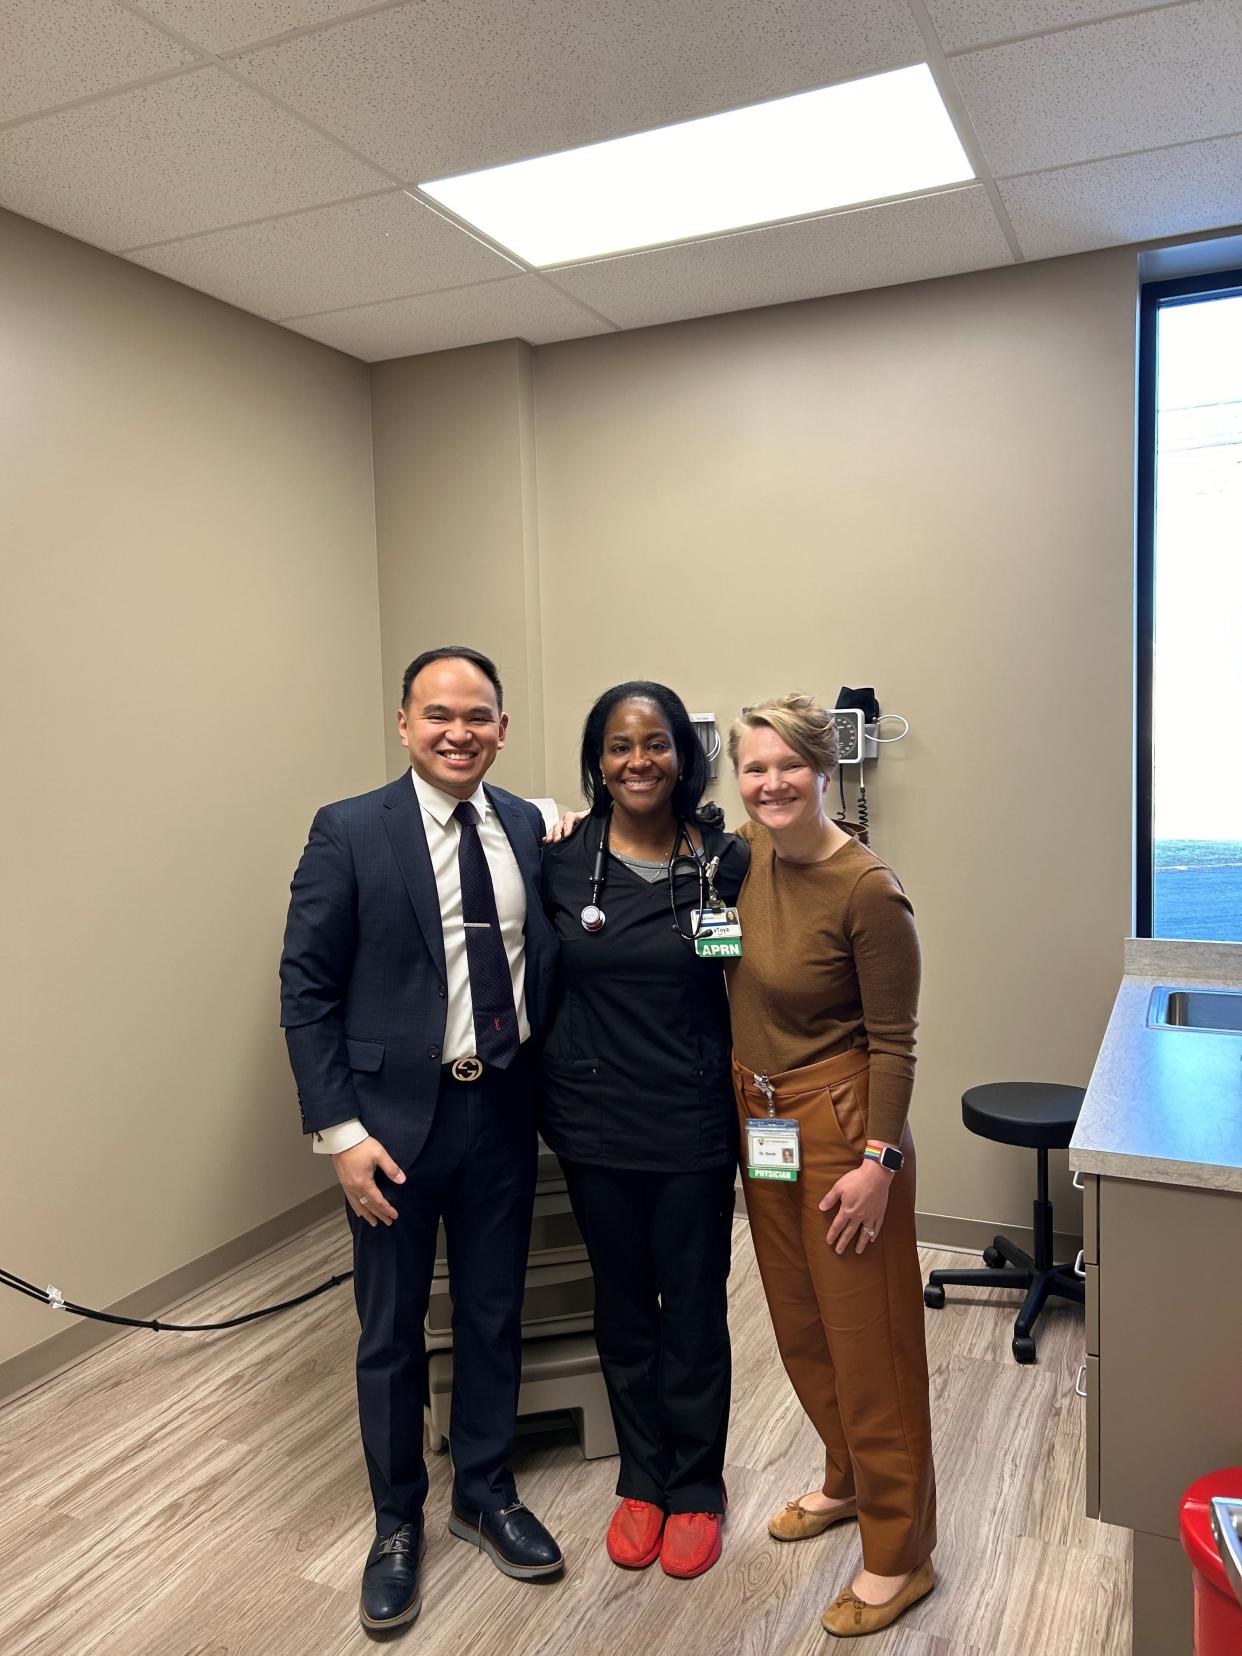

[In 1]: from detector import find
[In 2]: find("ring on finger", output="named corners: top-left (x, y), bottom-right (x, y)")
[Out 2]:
top-left (359, 1196), bottom-right (369, 1206)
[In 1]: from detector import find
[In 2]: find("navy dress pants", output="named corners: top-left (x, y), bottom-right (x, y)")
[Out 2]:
top-left (561, 1160), bottom-right (735, 1514)
top-left (347, 1059), bottom-right (536, 1536)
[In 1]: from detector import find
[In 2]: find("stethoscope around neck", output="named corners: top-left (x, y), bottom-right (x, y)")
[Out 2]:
top-left (580, 806), bottom-right (718, 942)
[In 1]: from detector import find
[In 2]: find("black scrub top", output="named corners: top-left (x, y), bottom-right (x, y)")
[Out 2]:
top-left (539, 815), bottom-right (749, 1172)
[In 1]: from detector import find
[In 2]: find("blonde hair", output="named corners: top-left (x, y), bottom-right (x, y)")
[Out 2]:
top-left (728, 691), bottom-right (840, 777)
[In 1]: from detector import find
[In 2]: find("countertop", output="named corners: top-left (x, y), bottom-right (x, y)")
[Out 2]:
top-left (1069, 938), bottom-right (1242, 1193)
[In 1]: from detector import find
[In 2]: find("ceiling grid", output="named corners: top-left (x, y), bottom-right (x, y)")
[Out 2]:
top-left (0, 0), bottom-right (1237, 359)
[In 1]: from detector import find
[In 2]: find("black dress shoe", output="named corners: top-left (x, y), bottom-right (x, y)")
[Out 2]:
top-left (360, 1519), bottom-right (425, 1633)
top-left (448, 1499), bottom-right (564, 1580)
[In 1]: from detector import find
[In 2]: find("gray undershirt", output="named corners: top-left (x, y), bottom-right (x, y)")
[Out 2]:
top-left (610, 850), bottom-right (666, 884)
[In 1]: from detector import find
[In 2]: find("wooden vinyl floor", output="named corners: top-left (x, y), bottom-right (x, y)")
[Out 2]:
top-left (0, 1216), bottom-right (1129, 1656)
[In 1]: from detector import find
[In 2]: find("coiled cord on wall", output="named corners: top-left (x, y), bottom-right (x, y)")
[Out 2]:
top-left (0, 1261), bottom-right (353, 1333)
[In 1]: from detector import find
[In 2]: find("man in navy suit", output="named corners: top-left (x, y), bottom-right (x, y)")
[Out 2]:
top-left (280, 646), bottom-right (562, 1634)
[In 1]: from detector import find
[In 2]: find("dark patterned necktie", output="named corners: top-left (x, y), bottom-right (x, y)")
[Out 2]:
top-left (453, 802), bottom-right (519, 1069)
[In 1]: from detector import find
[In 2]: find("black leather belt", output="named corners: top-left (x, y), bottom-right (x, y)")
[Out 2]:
top-left (442, 1056), bottom-right (485, 1084)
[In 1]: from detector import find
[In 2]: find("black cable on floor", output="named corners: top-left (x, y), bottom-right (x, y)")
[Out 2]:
top-left (0, 1263), bottom-right (353, 1332)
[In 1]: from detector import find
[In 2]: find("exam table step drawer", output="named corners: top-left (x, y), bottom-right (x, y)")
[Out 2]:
top-left (434, 1190), bottom-right (586, 1272)
top-left (526, 1191), bottom-right (588, 1264)
top-left (537, 1138), bottom-right (566, 1192)
top-left (425, 1258), bottom-right (596, 1350)
top-left (426, 1332), bottom-right (617, 1460)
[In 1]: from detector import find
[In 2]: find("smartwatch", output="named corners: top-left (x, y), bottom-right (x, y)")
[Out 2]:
top-left (864, 1141), bottom-right (904, 1172)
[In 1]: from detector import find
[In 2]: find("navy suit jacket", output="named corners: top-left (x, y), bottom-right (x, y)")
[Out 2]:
top-left (279, 770), bottom-right (556, 1169)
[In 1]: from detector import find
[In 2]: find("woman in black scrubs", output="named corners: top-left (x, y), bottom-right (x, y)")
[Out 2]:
top-left (540, 681), bottom-right (748, 1581)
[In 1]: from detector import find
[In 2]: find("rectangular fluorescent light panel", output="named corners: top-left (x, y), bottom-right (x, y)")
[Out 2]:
top-left (420, 65), bottom-right (974, 268)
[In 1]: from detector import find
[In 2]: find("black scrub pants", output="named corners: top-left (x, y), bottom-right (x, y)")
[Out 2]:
top-left (347, 1057), bottom-right (537, 1536)
top-left (561, 1160), bottom-right (735, 1514)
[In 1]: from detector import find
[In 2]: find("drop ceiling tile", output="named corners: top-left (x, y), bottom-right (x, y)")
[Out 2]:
top-left (138, 1), bottom-right (387, 55)
top-left (231, 0), bottom-right (927, 180)
top-left (284, 274), bottom-right (613, 360)
top-left (950, 0), bottom-right (1242, 177)
top-left (0, 68), bottom-right (389, 251)
top-left (1, 0), bottom-right (198, 126)
top-left (127, 191), bottom-right (520, 317)
top-left (545, 187), bottom-right (1014, 331)
top-left (925, 1), bottom-right (1184, 55)
top-left (1000, 136), bottom-right (1242, 259)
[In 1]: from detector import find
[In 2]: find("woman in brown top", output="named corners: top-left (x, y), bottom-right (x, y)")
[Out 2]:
top-left (727, 692), bottom-right (936, 1640)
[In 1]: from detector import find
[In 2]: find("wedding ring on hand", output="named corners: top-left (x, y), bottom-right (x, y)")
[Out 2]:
top-left (864, 1227), bottom-right (875, 1239)
top-left (359, 1196), bottom-right (369, 1206)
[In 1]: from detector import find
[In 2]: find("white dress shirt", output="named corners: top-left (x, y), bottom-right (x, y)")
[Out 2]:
top-left (312, 768), bottom-right (530, 1154)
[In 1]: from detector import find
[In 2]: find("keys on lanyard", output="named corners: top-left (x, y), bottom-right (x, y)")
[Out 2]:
top-left (745, 1071), bottom-right (800, 1182)
top-left (689, 855), bottom-right (744, 958)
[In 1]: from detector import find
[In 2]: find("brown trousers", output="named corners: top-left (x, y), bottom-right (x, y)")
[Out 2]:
top-left (734, 1048), bottom-right (936, 1575)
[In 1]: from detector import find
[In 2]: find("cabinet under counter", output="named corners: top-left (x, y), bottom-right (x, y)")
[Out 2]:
top-left (1071, 936), bottom-right (1242, 1656)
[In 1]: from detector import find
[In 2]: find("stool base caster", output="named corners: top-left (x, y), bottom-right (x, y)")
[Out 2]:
top-left (923, 1284), bottom-right (946, 1310)
top-left (1012, 1335), bottom-right (1037, 1364)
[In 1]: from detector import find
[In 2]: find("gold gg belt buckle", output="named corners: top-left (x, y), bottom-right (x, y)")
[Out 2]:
top-left (450, 1056), bottom-right (484, 1082)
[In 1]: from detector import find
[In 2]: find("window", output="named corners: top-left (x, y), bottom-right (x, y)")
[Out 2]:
top-left (1137, 269), bottom-right (1242, 942)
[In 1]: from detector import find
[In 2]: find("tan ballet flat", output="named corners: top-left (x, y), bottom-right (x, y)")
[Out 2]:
top-left (820, 1558), bottom-right (934, 1637)
top-left (767, 1495), bottom-right (858, 1541)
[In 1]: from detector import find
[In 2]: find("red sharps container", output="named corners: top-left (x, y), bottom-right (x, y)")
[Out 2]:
top-left (1178, 1469), bottom-right (1242, 1655)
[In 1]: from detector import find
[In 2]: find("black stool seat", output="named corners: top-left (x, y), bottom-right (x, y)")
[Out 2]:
top-left (925, 1080), bottom-right (1086, 1364)
top-left (962, 1082), bottom-right (1084, 1150)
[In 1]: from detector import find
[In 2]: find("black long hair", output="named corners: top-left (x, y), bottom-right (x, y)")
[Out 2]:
top-left (579, 680), bottom-right (719, 826)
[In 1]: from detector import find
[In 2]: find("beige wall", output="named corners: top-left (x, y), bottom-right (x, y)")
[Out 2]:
top-left (2, 210), bottom-right (1141, 1380)
top-left (532, 250), bottom-right (1137, 1227)
top-left (371, 341), bottom-right (545, 794)
top-left (0, 209), bottom-right (383, 1371)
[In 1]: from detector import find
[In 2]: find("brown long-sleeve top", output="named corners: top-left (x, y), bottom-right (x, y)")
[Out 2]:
top-left (725, 822), bottom-right (921, 1147)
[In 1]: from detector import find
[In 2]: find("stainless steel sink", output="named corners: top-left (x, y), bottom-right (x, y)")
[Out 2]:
top-left (1148, 986), bottom-right (1242, 1034)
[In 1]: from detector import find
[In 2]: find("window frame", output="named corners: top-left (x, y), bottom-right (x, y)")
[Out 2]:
top-left (1135, 264), bottom-right (1242, 937)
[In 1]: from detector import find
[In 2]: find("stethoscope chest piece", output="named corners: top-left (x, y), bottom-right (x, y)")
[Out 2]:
top-left (580, 808), bottom-right (712, 944)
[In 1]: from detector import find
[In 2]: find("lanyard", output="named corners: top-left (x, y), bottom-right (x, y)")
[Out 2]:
top-left (666, 822), bottom-right (708, 942)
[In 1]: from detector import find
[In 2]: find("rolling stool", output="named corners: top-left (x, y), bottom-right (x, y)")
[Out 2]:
top-left (923, 1082), bottom-right (1086, 1364)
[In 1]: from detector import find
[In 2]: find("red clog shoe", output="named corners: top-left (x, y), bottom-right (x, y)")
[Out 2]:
top-left (606, 1499), bottom-right (665, 1569)
top-left (659, 1509), bottom-right (725, 1579)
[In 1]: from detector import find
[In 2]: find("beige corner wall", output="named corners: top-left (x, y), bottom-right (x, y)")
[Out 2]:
top-left (0, 209), bottom-right (383, 1373)
top-left (2, 208), bottom-right (1138, 1387)
top-left (370, 340), bottom-right (545, 795)
top-left (531, 249), bottom-right (1137, 1229)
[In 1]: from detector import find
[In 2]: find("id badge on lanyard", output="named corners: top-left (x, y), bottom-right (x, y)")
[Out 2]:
top-left (745, 1071), bottom-right (799, 1182)
top-left (690, 906), bottom-right (743, 959)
